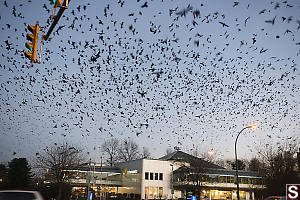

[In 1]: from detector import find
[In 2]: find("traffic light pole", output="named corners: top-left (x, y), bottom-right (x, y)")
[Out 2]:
top-left (43, 0), bottom-right (70, 41)
top-left (39, 29), bottom-right (44, 64)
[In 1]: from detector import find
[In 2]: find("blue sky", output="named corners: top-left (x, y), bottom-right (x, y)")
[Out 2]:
top-left (0, 0), bottom-right (299, 164)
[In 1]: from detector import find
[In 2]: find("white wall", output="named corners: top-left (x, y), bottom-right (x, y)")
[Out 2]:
top-left (141, 159), bottom-right (182, 199)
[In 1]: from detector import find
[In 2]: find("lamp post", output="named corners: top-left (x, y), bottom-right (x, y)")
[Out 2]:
top-left (170, 164), bottom-right (174, 200)
top-left (235, 125), bottom-right (256, 200)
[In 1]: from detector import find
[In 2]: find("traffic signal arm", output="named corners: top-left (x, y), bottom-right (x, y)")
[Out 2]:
top-left (44, 0), bottom-right (70, 41)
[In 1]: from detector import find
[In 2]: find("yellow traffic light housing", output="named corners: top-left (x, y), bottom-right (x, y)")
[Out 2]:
top-left (51, 0), bottom-right (68, 20)
top-left (25, 21), bottom-right (39, 64)
top-left (54, 0), bottom-right (64, 8)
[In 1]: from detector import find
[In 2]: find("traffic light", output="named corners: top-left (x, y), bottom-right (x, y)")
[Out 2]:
top-left (53, 0), bottom-right (63, 8)
top-left (25, 21), bottom-right (39, 64)
top-left (50, 0), bottom-right (64, 20)
top-left (49, 0), bottom-right (63, 6)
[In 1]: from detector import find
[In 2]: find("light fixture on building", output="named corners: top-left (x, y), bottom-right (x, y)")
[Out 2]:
top-left (208, 149), bottom-right (214, 156)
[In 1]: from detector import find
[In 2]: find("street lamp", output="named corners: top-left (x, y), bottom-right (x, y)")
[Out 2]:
top-left (234, 125), bottom-right (256, 200)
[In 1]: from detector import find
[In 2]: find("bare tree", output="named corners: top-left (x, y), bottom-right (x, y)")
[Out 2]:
top-left (191, 145), bottom-right (201, 158)
top-left (140, 147), bottom-right (151, 159)
top-left (257, 140), bottom-right (300, 196)
top-left (118, 138), bottom-right (140, 162)
top-left (166, 147), bottom-right (174, 155)
top-left (35, 142), bottom-right (85, 200)
top-left (247, 157), bottom-right (262, 172)
top-left (192, 148), bottom-right (224, 167)
top-left (101, 138), bottom-right (119, 166)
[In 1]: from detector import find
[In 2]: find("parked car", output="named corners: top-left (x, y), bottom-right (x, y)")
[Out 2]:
top-left (0, 190), bottom-right (44, 200)
top-left (264, 196), bottom-right (286, 200)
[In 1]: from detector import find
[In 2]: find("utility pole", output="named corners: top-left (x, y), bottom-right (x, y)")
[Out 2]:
top-left (87, 159), bottom-right (91, 200)
top-left (39, 28), bottom-right (44, 64)
top-left (297, 148), bottom-right (300, 172)
top-left (170, 164), bottom-right (174, 200)
top-left (100, 156), bottom-right (102, 200)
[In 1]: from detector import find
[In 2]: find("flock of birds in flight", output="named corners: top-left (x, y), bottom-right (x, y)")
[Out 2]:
top-left (0, 0), bottom-right (299, 159)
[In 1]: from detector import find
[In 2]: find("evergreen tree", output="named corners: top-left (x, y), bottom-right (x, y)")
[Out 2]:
top-left (8, 158), bottom-right (33, 189)
top-left (0, 164), bottom-right (8, 189)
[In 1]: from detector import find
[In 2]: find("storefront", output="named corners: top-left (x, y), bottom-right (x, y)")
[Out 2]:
top-left (201, 189), bottom-right (248, 200)
top-left (70, 185), bottom-right (120, 200)
top-left (144, 186), bottom-right (164, 199)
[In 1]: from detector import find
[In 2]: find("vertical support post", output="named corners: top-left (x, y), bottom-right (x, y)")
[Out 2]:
top-left (100, 156), bottom-right (102, 200)
top-left (87, 159), bottom-right (91, 200)
top-left (39, 29), bottom-right (44, 64)
top-left (170, 164), bottom-right (174, 200)
top-left (234, 127), bottom-right (248, 200)
top-left (235, 139), bottom-right (240, 200)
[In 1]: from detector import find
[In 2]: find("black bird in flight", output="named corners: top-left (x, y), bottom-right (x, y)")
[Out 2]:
top-left (219, 21), bottom-right (229, 27)
top-left (265, 16), bottom-right (276, 25)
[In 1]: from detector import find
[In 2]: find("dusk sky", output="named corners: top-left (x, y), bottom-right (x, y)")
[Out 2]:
top-left (0, 0), bottom-right (299, 164)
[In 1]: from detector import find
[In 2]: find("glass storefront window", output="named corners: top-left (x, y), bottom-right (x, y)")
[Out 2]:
top-left (220, 191), bottom-right (232, 199)
top-left (226, 176), bottom-right (231, 183)
top-left (154, 187), bottom-right (158, 198)
top-left (145, 186), bottom-right (162, 199)
top-left (240, 191), bottom-right (246, 200)
top-left (200, 189), bottom-right (250, 200)
top-left (204, 190), bottom-right (238, 200)
top-left (211, 190), bottom-right (219, 199)
top-left (230, 176), bottom-right (234, 183)
top-left (145, 187), bottom-right (148, 199)
top-left (201, 190), bottom-right (211, 200)
top-left (219, 176), bottom-right (226, 183)
top-left (159, 187), bottom-right (163, 198)
top-left (232, 190), bottom-right (246, 200)
top-left (149, 187), bottom-right (153, 199)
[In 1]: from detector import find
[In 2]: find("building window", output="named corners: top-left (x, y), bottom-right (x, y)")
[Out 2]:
top-left (159, 173), bottom-right (163, 180)
top-left (226, 176), bottom-right (231, 183)
top-left (145, 172), bottom-right (149, 180)
top-left (219, 176), bottom-right (226, 183)
top-left (155, 173), bottom-right (158, 180)
top-left (150, 173), bottom-right (153, 180)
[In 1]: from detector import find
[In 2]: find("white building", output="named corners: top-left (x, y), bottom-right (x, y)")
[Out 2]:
top-left (66, 150), bottom-right (264, 200)
top-left (117, 158), bottom-right (180, 199)
top-left (116, 150), bottom-right (264, 200)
